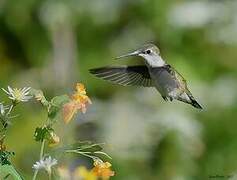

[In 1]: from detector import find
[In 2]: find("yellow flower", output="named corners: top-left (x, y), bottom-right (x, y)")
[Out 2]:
top-left (0, 143), bottom-right (6, 151)
top-left (74, 166), bottom-right (97, 180)
top-left (58, 161), bottom-right (114, 180)
top-left (58, 166), bottom-right (97, 180)
top-left (91, 159), bottom-right (115, 179)
top-left (0, 137), bottom-right (6, 151)
top-left (71, 83), bottom-right (92, 104)
top-left (63, 83), bottom-right (92, 124)
top-left (48, 131), bottom-right (60, 147)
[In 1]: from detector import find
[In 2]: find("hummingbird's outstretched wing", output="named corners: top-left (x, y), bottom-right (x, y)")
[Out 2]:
top-left (89, 66), bottom-right (154, 87)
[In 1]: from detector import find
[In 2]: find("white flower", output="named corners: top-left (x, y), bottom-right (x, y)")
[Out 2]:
top-left (2, 86), bottom-right (32, 103)
top-left (0, 103), bottom-right (9, 116)
top-left (0, 103), bottom-right (5, 115)
top-left (32, 156), bottom-right (57, 173)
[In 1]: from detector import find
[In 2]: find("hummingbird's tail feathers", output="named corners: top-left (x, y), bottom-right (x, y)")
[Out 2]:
top-left (190, 99), bottom-right (203, 109)
top-left (176, 93), bottom-right (203, 109)
top-left (189, 97), bottom-right (203, 109)
top-left (89, 66), bottom-right (154, 87)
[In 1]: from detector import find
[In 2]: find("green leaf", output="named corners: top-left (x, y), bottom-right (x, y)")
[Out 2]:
top-left (70, 141), bottom-right (103, 152)
top-left (81, 143), bottom-right (104, 152)
top-left (48, 95), bottom-right (70, 120)
top-left (0, 151), bottom-right (15, 165)
top-left (51, 95), bottom-right (70, 107)
top-left (48, 106), bottom-right (59, 120)
top-left (93, 151), bottom-right (112, 160)
top-left (0, 164), bottom-right (23, 180)
top-left (30, 89), bottom-right (49, 107)
top-left (65, 141), bottom-right (112, 161)
top-left (34, 127), bottom-right (53, 142)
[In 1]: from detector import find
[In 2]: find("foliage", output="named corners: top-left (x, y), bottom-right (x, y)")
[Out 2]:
top-left (0, 84), bottom-right (114, 180)
top-left (0, 165), bottom-right (22, 180)
top-left (34, 126), bottom-right (54, 142)
top-left (65, 141), bottom-right (112, 160)
top-left (0, 151), bottom-right (15, 166)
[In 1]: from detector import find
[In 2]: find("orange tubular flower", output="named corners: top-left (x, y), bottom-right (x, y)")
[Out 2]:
top-left (63, 83), bottom-right (92, 124)
top-left (71, 83), bottom-right (92, 104)
top-left (92, 160), bottom-right (115, 179)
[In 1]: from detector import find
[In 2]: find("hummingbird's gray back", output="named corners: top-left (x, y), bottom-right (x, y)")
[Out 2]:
top-left (149, 65), bottom-right (179, 96)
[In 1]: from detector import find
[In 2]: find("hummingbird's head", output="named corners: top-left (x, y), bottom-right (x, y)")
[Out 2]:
top-left (116, 43), bottom-right (166, 67)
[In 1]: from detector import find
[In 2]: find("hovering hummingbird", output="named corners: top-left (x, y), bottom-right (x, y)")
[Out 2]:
top-left (89, 44), bottom-right (202, 109)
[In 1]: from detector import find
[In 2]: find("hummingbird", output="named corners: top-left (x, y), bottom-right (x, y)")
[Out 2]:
top-left (89, 44), bottom-right (202, 109)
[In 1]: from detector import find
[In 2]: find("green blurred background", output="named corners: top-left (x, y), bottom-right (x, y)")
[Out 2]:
top-left (1, 0), bottom-right (237, 179)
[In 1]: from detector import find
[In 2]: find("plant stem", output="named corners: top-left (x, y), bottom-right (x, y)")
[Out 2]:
top-left (40, 139), bottom-right (46, 159)
top-left (32, 139), bottom-right (46, 180)
top-left (32, 169), bottom-right (38, 180)
top-left (48, 170), bottom-right (52, 180)
top-left (0, 103), bottom-right (17, 142)
top-left (7, 104), bottom-right (14, 115)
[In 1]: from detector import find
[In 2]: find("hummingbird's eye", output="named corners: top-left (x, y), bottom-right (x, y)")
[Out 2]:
top-left (146, 50), bottom-right (151, 54)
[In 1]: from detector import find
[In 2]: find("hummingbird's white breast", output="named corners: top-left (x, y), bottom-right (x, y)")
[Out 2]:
top-left (140, 54), bottom-right (166, 67)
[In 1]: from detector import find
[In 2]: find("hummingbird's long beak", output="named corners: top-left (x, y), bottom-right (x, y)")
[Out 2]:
top-left (115, 50), bottom-right (140, 59)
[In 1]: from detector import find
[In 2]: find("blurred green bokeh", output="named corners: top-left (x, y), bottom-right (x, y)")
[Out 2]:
top-left (1, 0), bottom-right (237, 179)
